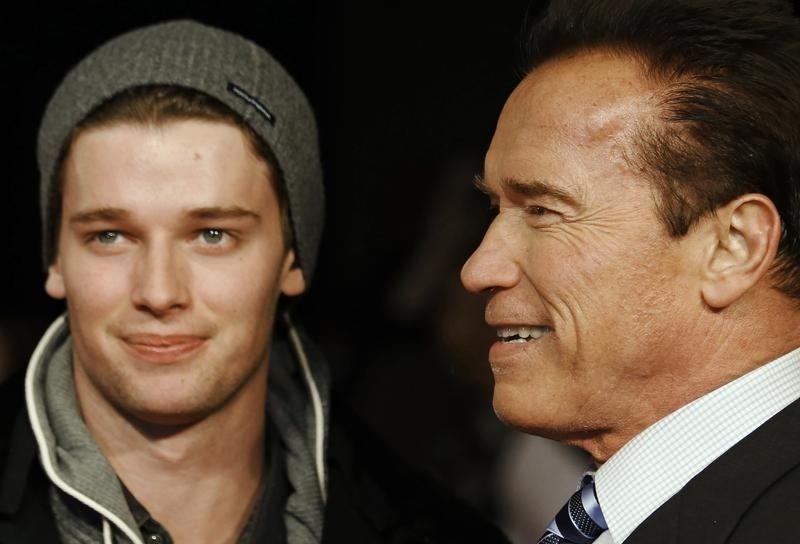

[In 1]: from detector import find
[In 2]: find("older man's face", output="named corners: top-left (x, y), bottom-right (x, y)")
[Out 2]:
top-left (461, 50), bottom-right (704, 453)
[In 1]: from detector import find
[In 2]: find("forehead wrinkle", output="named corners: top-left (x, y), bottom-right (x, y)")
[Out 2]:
top-left (581, 93), bottom-right (658, 149)
top-left (576, 96), bottom-right (664, 203)
top-left (526, 50), bottom-right (660, 153)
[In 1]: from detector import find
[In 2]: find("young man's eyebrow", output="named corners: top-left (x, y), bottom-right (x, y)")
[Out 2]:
top-left (185, 206), bottom-right (262, 222)
top-left (68, 206), bottom-right (263, 225)
top-left (69, 207), bottom-right (130, 224)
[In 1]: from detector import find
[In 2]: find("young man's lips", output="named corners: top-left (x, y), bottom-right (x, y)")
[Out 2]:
top-left (121, 334), bottom-right (207, 363)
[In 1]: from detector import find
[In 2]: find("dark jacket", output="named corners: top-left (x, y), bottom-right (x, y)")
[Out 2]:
top-left (0, 369), bottom-right (509, 544)
top-left (626, 396), bottom-right (800, 544)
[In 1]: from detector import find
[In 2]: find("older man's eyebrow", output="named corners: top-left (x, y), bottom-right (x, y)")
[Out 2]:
top-left (185, 206), bottom-right (262, 222)
top-left (500, 177), bottom-right (580, 208)
top-left (69, 207), bottom-right (130, 224)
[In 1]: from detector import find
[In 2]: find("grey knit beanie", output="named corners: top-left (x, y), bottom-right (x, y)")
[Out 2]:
top-left (38, 19), bottom-right (324, 283)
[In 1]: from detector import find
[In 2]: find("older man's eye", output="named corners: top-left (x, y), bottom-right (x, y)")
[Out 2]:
top-left (527, 205), bottom-right (551, 216)
top-left (201, 228), bottom-right (226, 244)
top-left (523, 205), bottom-right (563, 227)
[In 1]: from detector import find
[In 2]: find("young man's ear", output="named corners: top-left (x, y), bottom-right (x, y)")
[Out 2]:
top-left (280, 249), bottom-right (306, 297)
top-left (700, 194), bottom-right (782, 309)
top-left (45, 258), bottom-right (66, 300)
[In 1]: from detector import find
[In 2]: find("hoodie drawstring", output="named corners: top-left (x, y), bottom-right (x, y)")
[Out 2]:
top-left (103, 518), bottom-right (114, 544)
top-left (283, 312), bottom-right (328, 504)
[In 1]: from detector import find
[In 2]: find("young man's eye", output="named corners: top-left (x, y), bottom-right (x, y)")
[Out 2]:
top-left (95, 231), bottom-right (121, 244)
top-left (200, 228), bottom-right (227, 244)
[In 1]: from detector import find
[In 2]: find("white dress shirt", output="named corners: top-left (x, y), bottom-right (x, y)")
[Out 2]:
top-left (590, 345), bottom-right (800, 543)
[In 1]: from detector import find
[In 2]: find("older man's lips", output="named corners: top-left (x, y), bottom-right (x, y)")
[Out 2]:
top-left (488, 325), bottom-right (553, 372)
top-left (122, 334), bottom-right (207, 364)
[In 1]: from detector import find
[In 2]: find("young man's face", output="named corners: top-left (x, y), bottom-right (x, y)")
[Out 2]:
top-left (46, 119), bottom-right (305, 426)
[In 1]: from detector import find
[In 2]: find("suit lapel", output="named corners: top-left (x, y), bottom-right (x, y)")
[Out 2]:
top-left (625, 397), bottom-right (800, 544)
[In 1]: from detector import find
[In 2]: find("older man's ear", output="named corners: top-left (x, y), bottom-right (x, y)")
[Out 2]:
top-left (699, 194), bottom-right (782, 309)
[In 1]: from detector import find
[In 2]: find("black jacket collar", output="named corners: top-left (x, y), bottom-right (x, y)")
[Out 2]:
top-left (627, 396), bottom-right (800, 544)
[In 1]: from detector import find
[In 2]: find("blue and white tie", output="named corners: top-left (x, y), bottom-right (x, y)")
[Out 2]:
top-left (537, 475), bottom-right (607, 544)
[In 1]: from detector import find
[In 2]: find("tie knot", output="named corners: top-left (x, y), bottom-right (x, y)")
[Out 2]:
top-left (537, 477), bottom-right (608, 544)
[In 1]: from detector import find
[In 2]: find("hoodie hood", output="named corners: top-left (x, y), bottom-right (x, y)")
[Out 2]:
top-left (269, 313), bottom-right (331, 542)
top-left (25, 313), bottom-right (330, 544)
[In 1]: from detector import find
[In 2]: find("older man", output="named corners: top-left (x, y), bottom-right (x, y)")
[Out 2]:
top-left (462, 1), bottom-right (800, 543)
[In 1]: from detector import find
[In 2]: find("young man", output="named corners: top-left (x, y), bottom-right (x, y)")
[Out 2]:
top-left (0, 20), bottom-right (508, 544)
top-left (462, 1), bottom-right (800, 543)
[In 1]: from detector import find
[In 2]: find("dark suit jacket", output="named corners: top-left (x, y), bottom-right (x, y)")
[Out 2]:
top-left (625, 396), bottom-right (800, 543)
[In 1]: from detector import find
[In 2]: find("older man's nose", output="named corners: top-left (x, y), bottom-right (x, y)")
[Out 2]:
top-left (461, 219), bottom-right (520, 294)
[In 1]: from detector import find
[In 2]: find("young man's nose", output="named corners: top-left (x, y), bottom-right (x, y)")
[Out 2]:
top-left (131, 244), bottom-right (190, 315)
top-left (461, 219), bottom-right (520, 294)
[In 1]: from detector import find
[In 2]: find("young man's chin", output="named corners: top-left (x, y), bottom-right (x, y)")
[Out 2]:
top-left (115, 393), bottom-right (230, 430)
top-left (88, 368), bottom-right (246, 427)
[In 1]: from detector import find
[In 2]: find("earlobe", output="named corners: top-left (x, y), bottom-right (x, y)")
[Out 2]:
top-left (45, 258), bottom-right (66, 300)
top-left (701, 194), bottom-right (781, 309)
top-left (279, 249), bottom-right (306, 297)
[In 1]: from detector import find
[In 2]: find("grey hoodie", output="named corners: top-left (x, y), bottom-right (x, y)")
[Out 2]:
top-left (25, 314), bottom-right (330, 544)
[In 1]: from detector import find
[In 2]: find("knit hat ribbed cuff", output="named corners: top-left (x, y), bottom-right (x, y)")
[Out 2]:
top-left (37, 19), bottom-right (324, 282)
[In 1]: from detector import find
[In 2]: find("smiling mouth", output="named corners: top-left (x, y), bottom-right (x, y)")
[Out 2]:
top-left (496, 326), bottom-right (552, 343)
top-left (121, 334), bottom-right (208, 363)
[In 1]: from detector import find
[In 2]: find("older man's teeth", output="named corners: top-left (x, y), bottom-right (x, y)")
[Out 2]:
top-left (497, 326), bottom-right (551, 343)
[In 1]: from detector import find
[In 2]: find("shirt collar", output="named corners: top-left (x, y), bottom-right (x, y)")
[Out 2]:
top-left (595, 345), bottom-right (800, 543)
top-left (122, 424), bottom-right (288, 544)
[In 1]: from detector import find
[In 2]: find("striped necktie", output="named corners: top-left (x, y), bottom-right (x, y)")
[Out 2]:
top-left (537, 474), bottom-right (608, 544)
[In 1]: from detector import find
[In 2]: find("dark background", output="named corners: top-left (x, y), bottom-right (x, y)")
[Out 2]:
top-left (7, 1), bottom-right (800, 538)
top-left (0, 0), bottom-right (546, 528)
